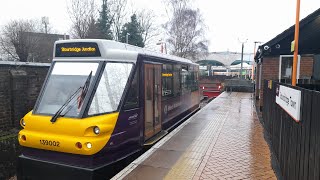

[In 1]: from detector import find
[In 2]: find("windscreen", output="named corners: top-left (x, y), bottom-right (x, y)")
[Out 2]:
top-left (88, 62), bottom-right (133, 115)
top-left (34, 62), bottom-right (99, 117)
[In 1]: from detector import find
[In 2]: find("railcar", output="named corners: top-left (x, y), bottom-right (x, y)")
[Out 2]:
top-left (18, 39), bottom-right (200, 178)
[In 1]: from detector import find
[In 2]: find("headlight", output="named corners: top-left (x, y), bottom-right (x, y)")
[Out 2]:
top-left (86, 142), bottom-right (92, 149)
top-left (21, 119), bottom-right (26, 126)
top-left (93, 126), bottom-right (100, 135)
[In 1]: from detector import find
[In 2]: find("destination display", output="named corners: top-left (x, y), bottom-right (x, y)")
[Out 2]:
top-left (55, 42), bottom-right (101, 57)
top-left (275, 85), bottom-right (301, 122)
top-left (162, 73), bottom-right (173, 77)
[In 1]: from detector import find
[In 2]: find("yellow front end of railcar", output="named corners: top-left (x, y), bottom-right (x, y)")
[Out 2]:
top-left (18, 111), bottom-right (118, 155)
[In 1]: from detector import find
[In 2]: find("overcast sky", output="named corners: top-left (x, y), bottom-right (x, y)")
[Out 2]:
top-left (0, 0), bottom-right (319, 54)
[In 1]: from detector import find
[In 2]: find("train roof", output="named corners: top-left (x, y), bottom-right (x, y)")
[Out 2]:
top-left (53, 39), bottom-right (197, 65)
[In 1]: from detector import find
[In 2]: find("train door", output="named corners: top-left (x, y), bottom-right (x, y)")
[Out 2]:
top-left (144, 63), bottom-right (162, 140)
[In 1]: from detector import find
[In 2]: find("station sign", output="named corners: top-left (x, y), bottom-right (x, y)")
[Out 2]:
top-left (275, 85), bottom-right (301, 122)
top-left (291, 40), bottom-right (295, 52)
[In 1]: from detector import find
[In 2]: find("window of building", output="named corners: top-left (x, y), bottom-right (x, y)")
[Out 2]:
top-left (279, 55), bottom-right (300, 83)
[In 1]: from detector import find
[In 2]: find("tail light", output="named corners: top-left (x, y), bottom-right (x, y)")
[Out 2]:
top-left (76, 142), bottom-right (82, 149)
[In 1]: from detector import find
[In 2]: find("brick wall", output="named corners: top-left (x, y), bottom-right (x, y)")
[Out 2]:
top-left (0, 62), bottom-right (50, 130)
top-left (0, 67), bottom-right (12, 130)
top-left (300, 55), bottom-right (314, 78)
top-left (258, 55), bottom-right (314, 108)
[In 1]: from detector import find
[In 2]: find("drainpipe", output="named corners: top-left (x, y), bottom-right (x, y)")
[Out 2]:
top-left (259, 63), bottom-right (262, 99)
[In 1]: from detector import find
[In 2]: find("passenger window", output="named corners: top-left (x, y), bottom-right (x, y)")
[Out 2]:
top-left (124, 67), bottom-right (139, 110)
top-left (173, 64), bottom-right (181, 96)
top-left (190, 65), bottom-right (199, 92)
top-left (181, 65), bottom-right (190, 94)
top-left (162, 64), bottom-right (174, 98)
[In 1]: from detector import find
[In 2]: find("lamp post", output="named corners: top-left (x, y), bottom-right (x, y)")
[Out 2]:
top-left (253, 41), bottom-right (262, 80)
top-left (239, 39), bottom-right (248, 79)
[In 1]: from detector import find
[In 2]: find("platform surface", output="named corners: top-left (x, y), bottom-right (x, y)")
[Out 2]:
top-left (112, 92), bottom-right (277, 180)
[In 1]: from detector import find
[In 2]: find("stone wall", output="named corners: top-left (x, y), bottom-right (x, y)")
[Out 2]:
top-left (0, 62), bottom-right (50, 130)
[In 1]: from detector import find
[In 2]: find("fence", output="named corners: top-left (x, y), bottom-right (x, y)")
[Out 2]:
top-left (263, 80), bottom-right (320, 180)
top-left (224, 78), bottom-right (254, 92)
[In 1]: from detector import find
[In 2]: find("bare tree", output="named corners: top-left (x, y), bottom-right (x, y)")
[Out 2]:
top-left (0, 19), bottom-right (40, 61)
top-left (164, 0), bottom-right (208, 61)
top-left (37, 17), bottom-right (54, 34)
top-left (164, 0), bottom-right (189, 14)
top-left (67, 0), bottom-right (97, 38)
top-left (110, 0), bottom-right (128, 40)
top-left (136, 9), bottom-right (160, 47)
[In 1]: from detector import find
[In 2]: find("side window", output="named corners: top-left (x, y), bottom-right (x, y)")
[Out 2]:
top-left (190, 65), bottom-right (199, 92)
top-left (194, 66), bottom-right (199, 91)
top-left (162, 64), bottom-right (174, 98)
top-left (173, 64), bottom-right (181, 96)
top-left (124, 67), bottom-right (139, 110)
top-left (181, 65), bottom-right (190, 94)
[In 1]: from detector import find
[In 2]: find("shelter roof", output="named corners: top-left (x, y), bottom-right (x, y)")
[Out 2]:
top-left (198, 52), bottom-right (253, 66)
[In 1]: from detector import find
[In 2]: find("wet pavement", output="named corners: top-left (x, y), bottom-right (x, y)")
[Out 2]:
top-left (113, 92), bottom-right (278, 179)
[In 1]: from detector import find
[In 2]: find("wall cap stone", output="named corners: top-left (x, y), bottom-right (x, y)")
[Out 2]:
top-left (0, 61), bottom-right (51, 67)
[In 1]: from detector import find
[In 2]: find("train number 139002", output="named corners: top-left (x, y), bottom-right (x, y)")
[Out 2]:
top-left (39, 139), bottom-right (60, 147)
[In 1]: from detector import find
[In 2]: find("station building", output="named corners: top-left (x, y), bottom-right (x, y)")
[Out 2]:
top-left (255, 8), bottom-right (320, 110)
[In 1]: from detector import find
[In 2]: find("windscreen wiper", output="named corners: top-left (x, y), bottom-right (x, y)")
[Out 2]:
top-left (50, 71), bottom-right (93, 123)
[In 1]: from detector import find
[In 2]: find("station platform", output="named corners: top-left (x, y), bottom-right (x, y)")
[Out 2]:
top-left (112, 92), bottom-right (277, 180)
